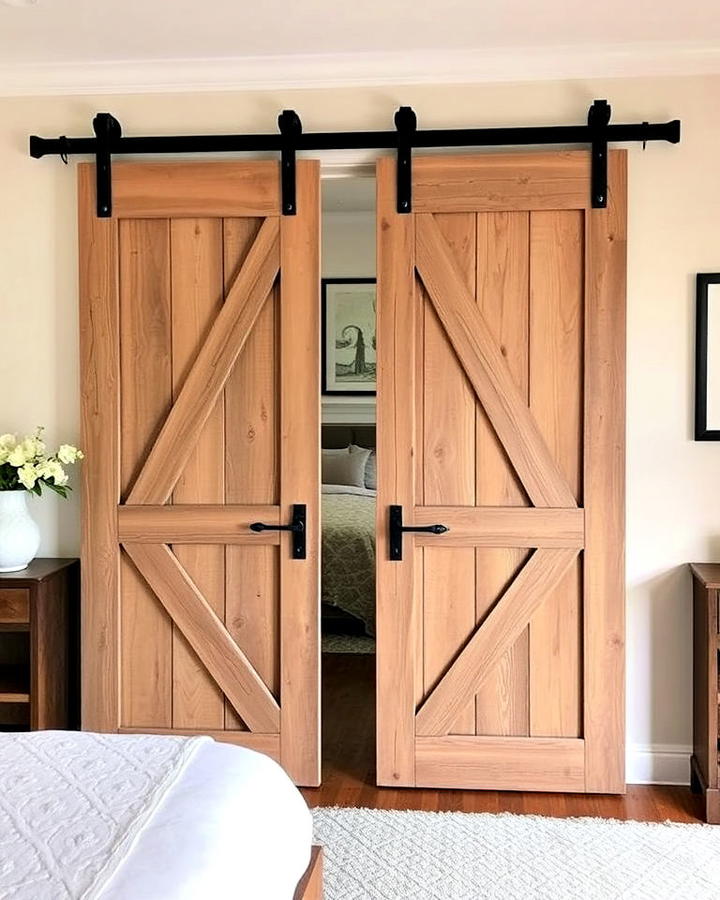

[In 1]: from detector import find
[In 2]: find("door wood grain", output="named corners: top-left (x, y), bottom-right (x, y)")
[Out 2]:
top-left (376, 150), bottom-right (626, 792)
top-left (79, 161), bottom-right (321, 785)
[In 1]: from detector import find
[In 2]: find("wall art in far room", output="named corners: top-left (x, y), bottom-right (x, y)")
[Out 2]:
top-left (322, 278), bottom-right (376, 395)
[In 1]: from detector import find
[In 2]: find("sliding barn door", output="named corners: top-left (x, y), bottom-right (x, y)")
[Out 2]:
top-left (80, 161), bottom-right (320, 786)
top-left (376, 151), bottom-right (626, 792)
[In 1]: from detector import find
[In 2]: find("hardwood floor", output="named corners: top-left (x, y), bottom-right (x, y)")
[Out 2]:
top-left (301, 653), bottom-right (702, 823)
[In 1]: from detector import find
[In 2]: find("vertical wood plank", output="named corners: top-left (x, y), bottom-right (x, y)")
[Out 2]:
top-left (413, 547), bottom-right (425, 712)
top-left (223, 217), bottom-right (278, 731)
top-left (376, 157), bottom-right (417, 786)
top-left (119, 218), bottom-right (173, 728)
top-left (224, 218), bottom-right (276, 503)
top-left (423, 546), bottom-right (476, 732)
top-left (422, 213), bottom-right (476, 736)
top-left (413, 255), bottom-right (426, 712)
top-left (584, 151), bottom-right (626, 791)
top-left (279, 161), bottom-right (321, 785)
top-left (422, 216), bottom-right (476, 505)
top-left (474, 549), bottom-right (531, 735)
top-left (79, 163), bottom-right (119, 731)
top-left (475, 211), bottom-right (531, 737)
top-left (529, 209), bottom-right (584, 738)
top-left (170, 218), bottom-right (226, 730)
top-left (225, 545), bottom-right (280, 719)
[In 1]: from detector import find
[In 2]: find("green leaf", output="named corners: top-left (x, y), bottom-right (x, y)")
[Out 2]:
top-left (45, 481), bottom-right (69, 500)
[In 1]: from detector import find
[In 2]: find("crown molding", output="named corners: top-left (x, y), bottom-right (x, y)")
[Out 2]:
top-left (1, 42), bottom-right (719, 97)
top-left (321, 396), bottom-right (376, 426)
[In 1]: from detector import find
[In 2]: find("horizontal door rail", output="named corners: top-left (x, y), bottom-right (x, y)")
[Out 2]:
top-left (118, 728), bottom-right (280, 760)
top-left (412, 506), bottom-right (585, 549)
top-left (415, 736), bottom-right (585, 792)
top-left (118, 504), bottom-right (281, 543)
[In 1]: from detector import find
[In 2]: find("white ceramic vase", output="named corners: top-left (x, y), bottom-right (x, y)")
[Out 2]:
top-left (0, 491), bottom-right (41, 572)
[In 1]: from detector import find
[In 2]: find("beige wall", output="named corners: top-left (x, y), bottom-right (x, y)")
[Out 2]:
top-left (322, 210), bottom-right (375, 279)
top-left (1, 73), bottom-right (718, 779)
top-left (321, 209), bottom-right (376, 424)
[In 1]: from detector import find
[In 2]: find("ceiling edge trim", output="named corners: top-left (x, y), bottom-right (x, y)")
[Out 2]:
top-left (1, 42), bottom-right (719, 98)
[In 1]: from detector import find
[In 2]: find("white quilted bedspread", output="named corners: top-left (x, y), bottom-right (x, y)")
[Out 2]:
top-left (0, 731), bottom-right (208, 900)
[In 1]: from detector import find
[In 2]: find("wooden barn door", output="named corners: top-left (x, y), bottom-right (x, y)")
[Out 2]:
top-left (80, 160), bottom-right (321, 786)
top-left (376, 151), bottom-right (626, 793)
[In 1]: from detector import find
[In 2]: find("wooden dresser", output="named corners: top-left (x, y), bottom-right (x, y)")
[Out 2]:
top-left (690, 562), bottom-right (720, 823)
top-left (0, 558), bottom-right (79, 732)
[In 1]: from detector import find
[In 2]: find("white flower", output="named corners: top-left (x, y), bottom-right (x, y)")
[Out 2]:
top-left (1, 429), bottom-right (80, 493)
top-left (36, 459), bottom-right (68, 485)
top-left (57, 444), bottom-right (83, 465)
top-left (0, 434), bottom-right (15, 465)
top-left (19, 438), bottom-right (41, 462)
top-left (48, 460), bottom-right (68, 485)
top-left (17, 464), bottom-right (37, 490)
top-left (34, 460), bottom-right (51, 479)
top-left (6, 445), bottom-right (27, 467)
top-left (4, 435), bottom-right (43, 467)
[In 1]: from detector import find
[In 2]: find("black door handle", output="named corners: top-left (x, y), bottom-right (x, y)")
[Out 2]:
top-left (250, 503), bottom-right (306, 559)
top-left (388, 504), bottom-right (448, 561)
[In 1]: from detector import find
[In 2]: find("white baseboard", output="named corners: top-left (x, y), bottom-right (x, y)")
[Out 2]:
top-left (627, 743), bottom-right (691, 786)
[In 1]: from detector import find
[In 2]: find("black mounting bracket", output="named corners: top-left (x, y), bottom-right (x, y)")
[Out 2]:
top-left (278, 109), bottom-right (302, 216)
top-left (250, 503), bottom-right (306, 559)
top-left (395, 106), bottom-right (417, 214)
top-left (92, 112), bottom-right (122, 218)
top-left (588, 99), bottom-right (611, 209)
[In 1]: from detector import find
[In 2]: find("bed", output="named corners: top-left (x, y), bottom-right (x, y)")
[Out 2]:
top-left (0, 731), bottom-right (321, 899)
top-left (321, 425), bottom-right (376, 636)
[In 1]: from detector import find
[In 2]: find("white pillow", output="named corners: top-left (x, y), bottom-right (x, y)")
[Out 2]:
top-left (350, 444), bottom-right (376, 490)
top-left (322, 446), bottom-right (371, 488)
top-left (358, 450), bottom-right (377, 491)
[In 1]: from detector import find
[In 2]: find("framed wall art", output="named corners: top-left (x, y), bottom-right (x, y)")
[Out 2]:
top-left (695, 273), bottom-right (720, 440)
top-left (322, 278), bottom-right (377, 395)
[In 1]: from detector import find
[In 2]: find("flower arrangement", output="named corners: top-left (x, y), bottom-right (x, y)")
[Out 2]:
top-left (0, 428), bottom-right (83, 498)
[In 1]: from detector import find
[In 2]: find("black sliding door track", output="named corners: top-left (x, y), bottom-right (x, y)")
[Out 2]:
top-left (29, 100), bottom-right (680, 218)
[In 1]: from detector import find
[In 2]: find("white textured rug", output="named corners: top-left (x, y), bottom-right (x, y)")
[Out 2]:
top-left (312, 807), bottom-right (720, 899)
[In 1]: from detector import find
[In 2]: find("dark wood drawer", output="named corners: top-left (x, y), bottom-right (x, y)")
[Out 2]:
top-left (0, 589), bottom-right (30, 624)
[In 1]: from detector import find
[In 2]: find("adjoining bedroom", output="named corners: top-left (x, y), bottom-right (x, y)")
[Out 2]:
top-left (320, 175), bottom-right (378, 782)
top-left (3, 0), bottom-right (720, 897)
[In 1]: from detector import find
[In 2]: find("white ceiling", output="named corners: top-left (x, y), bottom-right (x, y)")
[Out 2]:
top-left (0, 0), bottom-right (718, 94)
top-left (1, 0), bottom-right (719, 64)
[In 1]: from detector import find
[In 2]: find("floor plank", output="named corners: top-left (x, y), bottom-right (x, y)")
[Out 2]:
top-left (302, 654), bottom-right (701, 823)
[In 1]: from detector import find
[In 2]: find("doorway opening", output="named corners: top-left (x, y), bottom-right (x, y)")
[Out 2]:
top-left (320, 171), bottom-right (377, 785)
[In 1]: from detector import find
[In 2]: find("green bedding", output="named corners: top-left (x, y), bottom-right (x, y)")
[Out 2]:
top-left (322, 489), bottom-right (376, 635)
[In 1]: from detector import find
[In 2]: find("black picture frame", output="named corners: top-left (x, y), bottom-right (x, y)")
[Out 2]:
top-left (695, 273), bottom-right (720, 441)
top-left (321, 278), bottom-right (377, 396)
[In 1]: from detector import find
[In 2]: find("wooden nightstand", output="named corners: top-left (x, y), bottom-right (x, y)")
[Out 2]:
top-left (690, 563), bottom-right (720, 823)
top-left (0, 558), bottom-right (79, 731)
